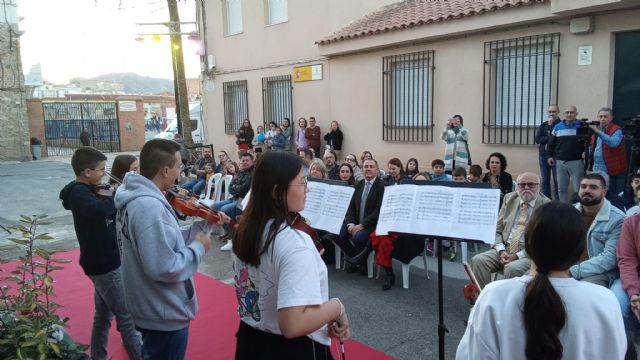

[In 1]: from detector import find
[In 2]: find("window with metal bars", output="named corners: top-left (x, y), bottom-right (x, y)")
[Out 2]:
top-left (382, 50), bottom-right (434, 142)
top-left (262, 75), bottom-right (292, 127)
top-left (223, 80), bottom-right (249, 134)
top-left (483, 33), bottom-right (560, 145)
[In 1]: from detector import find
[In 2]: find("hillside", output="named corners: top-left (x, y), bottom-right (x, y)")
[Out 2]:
top-left (93, 72), bottom-right (174, 94)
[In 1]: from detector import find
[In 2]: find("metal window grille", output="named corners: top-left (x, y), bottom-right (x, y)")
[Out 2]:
top-left (382, 50), bottom-right (434, 142)
top-left (223, 80), bottom-right (249, 134)
top-left (483, 33), bottom-right (560, 145)
top-left (42, 102), bottom-right (121, 156)
top-left (262, 75), bottom-right (292, 127)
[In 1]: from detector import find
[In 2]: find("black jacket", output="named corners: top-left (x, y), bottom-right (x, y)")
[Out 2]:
top-left (230, 166), bottom-right (253, 198)
top-left (345, 177), bottom-right (385, 231)
top-left (534, 118), bottom-right (561, 157)
top-left (323, 129), bottom-right (344, 150)
top-left (59, 181), bottom-right (120, 276)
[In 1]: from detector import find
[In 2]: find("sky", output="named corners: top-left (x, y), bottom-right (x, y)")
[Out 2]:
top-left (18, 0), bottom-right (202, 84)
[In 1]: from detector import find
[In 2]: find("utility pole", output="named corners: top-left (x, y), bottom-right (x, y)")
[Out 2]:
top-left (167, 0), bottom-right (193, 146)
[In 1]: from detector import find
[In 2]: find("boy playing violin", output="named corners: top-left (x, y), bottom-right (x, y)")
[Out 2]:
top-left (59, 146), bottom-right (142, 360)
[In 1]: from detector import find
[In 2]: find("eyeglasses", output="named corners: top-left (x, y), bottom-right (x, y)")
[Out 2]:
top-left (289, 178), bottom-right (308, 188)
top-left (517, 182), bottom-right (539, 189)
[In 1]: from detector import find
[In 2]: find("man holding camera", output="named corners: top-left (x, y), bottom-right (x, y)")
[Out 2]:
top-left (589, 107), bottom-right (627, 196)
top-left (547, 105), bottom-right (586, 203)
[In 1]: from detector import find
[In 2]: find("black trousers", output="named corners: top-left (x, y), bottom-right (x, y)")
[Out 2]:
top-left (235, 321), bottom-right (333, 360)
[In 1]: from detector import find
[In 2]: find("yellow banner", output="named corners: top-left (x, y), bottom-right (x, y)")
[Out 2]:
top-left (293, 64), bottom-right (322, 82)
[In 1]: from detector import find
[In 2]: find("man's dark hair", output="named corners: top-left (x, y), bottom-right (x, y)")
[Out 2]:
top-left (71, 147), bottom-right (106, 176)
top-left (139, 139), bottom-right (181, 180)
top-left (431, 159), bottom-right (445, 167)
top-left (452, 167), bottom-right (467, 177)
top-left (582, 172), bottom-right (608, 188)
top-left (469, 164), bottom-right (483, 177)
top-left (240, 152), bottom-right (254, 161)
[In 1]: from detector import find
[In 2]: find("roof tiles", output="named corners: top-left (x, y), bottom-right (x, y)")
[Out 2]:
top-left (317, 0), bottom-right (546, 45)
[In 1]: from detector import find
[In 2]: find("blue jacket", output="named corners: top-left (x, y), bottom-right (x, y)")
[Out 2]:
top-left (271, 133), bottom-right (286, 150)
top-left (570, 199), bottom-right (625, 282)
top-left (534, 118), bottom-right (561, 157)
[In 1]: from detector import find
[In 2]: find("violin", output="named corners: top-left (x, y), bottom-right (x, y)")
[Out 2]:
top-left (92, 171), bottom-right (123, 199)
top-left (288, 212), bottom-right (325, 254)
top-left (165, 187), bottom-right (236, 230)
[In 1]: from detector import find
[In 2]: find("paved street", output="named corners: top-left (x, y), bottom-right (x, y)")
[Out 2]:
top-left (1, 158), bottom-right (480, 359)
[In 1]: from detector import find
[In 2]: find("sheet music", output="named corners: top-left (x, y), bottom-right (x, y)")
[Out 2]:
top-left (377, 184), bottom-right (500, 243)
top-left (300, 180), bottom-right (355, 234)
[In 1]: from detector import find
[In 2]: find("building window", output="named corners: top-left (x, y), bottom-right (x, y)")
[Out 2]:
top-left (267, 0), bottom-right (287, 25)
top-left (483, 33), bottom-right (560, 145)
top-left (382, 50), bottom-right (434, 142)
top-left (225, 0), bottom-right (243, 35)
top-left (223, 80), bottom-right (249, 134)
top-left (262, 75), bottom-right (292, 127)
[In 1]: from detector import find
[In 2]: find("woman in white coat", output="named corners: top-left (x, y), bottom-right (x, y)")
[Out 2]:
top-left (457, 201), bottom-right (626, 360)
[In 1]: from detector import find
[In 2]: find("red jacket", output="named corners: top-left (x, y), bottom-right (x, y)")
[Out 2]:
top-left (591, 123), bottom-right (627, 176)
top-left (617, 214), bottom-right (640, 297)
top-left (305, 126), bottom-right (321, 149)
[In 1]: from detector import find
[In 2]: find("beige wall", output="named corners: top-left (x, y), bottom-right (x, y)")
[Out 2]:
top-left (202, 3), bottom-right (640, 176)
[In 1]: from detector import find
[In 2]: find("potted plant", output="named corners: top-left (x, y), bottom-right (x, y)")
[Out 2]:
top-left (0, 215), bottom-right (88, 359)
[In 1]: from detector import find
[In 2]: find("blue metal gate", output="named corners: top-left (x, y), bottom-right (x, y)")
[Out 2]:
top-left (43, 102), bottom-right (121, 156)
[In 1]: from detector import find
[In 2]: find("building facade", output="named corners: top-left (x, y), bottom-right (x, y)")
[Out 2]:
top-left (199, 0), bottom-right (640, 175)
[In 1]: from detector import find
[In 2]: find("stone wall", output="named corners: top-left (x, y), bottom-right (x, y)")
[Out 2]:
top-left (0, 22), bottom-right (30, 161)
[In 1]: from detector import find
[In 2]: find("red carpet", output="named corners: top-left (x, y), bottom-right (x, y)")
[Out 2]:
top-left (1, 249), bottom-right (394, 359)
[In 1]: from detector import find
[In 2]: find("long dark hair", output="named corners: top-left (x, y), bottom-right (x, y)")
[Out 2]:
top-left (233, 151), bottom-right (303, 267)
top-left (405, 158), bottom-right (419, 177)
top-left (110, 154), bottom-right (137, 184)
top-left (523, 201), bottom-right (586, 360)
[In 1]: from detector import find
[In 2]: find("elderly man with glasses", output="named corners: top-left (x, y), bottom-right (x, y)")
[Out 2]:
top-left (469, 172), bottom-right (551, 288)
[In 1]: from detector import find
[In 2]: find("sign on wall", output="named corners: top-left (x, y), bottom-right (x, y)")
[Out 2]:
top-left (119, 101), bottom-right (137, 112)
top-left (293, 64), bottom-right (323, 82)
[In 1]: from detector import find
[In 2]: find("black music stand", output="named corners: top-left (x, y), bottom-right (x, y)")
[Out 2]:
top-left (388, 180), bottom-right (493, 360)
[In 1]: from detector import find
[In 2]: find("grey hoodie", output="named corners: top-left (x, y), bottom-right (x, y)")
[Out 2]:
top-left (114, 172), bottom-right (206, 331)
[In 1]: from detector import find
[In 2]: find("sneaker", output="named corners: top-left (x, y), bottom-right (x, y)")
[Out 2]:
top-left (221, 240), bottom-right (232, 251)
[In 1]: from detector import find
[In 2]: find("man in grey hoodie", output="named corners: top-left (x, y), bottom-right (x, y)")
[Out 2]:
top-left (114, 139), bottom-right (213, 360)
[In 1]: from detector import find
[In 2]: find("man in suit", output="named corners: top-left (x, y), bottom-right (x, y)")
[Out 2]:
top-left (332, 158), bottom-right (385, 273)
top-left (470, 172), bottom-right (550, 288)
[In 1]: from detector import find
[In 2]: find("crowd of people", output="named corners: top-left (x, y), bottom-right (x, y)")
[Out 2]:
top-left (59, 105), bottom-right (640, 359)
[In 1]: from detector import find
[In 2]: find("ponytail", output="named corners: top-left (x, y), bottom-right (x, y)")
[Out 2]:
top-left (523, 273), bottom-right (565, 360)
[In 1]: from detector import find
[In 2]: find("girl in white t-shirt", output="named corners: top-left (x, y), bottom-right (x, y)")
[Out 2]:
top-left (232, 151), bottom-right (350, 359)
top-left (457, 201), bottom-right (627, 360)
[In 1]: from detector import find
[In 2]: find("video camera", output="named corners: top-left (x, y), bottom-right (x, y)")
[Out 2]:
top-left (622, 114), bottom-right (640, 142)
top-left (575, 118), bottom-right (600, 142)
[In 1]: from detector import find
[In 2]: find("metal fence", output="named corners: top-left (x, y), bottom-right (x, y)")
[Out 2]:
top-left (382, 50), bottom-right (435, 142)
top-left (223, 80), bottom-right (249, 134)
top-left (262, 75), bottom-right (293, 128)
top-left (43, 102), bottom-right (121, 156)
top-left (483, 33), bottom-right (560, 145)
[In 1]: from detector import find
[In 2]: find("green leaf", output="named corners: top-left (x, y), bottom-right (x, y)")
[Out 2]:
top-left (47, 265), bottom-right (64, 271)
top-left (35, 221), bottom-right (52, 225)
top-left (11, 224), bottom-right (29, 232)
top-left (0, 245), bottom-right (17, 251)
top-left (8, 239), bottom-right (29, 245)
top-left (4, 276), bottom-right (21, 282)
top-left (50, 342), bottom-right (61, 355)
top-left (19, 214), bottom-right (32, 221)
top-left (35, 234), bottom-right (53, 240)
top-left (43, 276), bottom-right (53, 286)
top-left (50, 258), bottom-right (71, 264)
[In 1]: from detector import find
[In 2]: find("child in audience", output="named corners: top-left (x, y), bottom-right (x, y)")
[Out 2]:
top-left (431, 159), bottom-right (452, 182)
top-left (59, 147), bottom-right (141, 360)
top-left (271, 127), bottom-right (286, 150)
top-left (467, 164), bottom-right (483, 183)
top-left (202, 163), bottom-right (215, 199)
top-left (452, 167), bottom-right (468, 182)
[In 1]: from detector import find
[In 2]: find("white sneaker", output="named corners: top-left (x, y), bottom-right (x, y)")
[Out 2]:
top-left (221, 240), bottom-right (232, 251)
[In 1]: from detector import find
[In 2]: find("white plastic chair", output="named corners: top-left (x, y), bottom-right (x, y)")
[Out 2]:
top-left (222, 175), bottom-right (233, 200)
top-left (198, 173), bottom-right (222, 208)
top-left (370, 239), bottom-right (431, 288)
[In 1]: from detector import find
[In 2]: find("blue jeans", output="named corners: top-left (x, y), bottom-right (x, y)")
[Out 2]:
top-left (333, 224), bottom-right (372, 258)
top-left (138, 326), bottom-right (189, 360)
top-left (611, 279), bottom-right (639, 331)
top-left (181, 178), bottom-right (205, 195)
top-left (539, 154), bottom-right (559, 200)
top-left (88, 267), bottom-right (141, 360)
top-left (213, 198), bottom-right (242, 231)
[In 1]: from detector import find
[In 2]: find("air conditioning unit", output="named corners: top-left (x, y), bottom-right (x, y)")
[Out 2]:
top-left (570, 17), bottom-right (594, 34)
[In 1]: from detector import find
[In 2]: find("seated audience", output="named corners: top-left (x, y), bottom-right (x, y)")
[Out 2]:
top-left (482, 152), bottom-right (513, 206)
top-left (470, 172), bottom-right (550, 288)
top-left (323, 149), bottom-right (340, 180)
top-left (614, 213), bottom-right (640, 335)
top-left (621, 172), bottom-right (640, 211)
top-left (298, 148), bottom-right (313, 176)
top-left (360, 151), bottom-right (373, 164)
top-left (332, 159), bottom-right (385, 274)
top-left (344, 154), bottom-right (364, 182)
top-left (309, 158), bottom-right (328, 179)
top-left (215, 150), bottom-right (232, 173)
top-left (467, 164), bottom-right (483, 183)
top-left (431, 159), bottom-right (451, 182)
top-left (338, 163), bottom-right (356, 186)
top-left (451, 167), bottom-right (467, 183)
top-left (457, 201), bottom-right (626, 359)
top-left (405, 158), bottom-right (419, 179)
top-left (384, 158), bottom-right (409, 185)
top-left (626, 186), bottom-right (640, 217)
top-left (570, 173), bottom-right (625, 287)
top-left (181, 146), bottom-right (215, 195)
